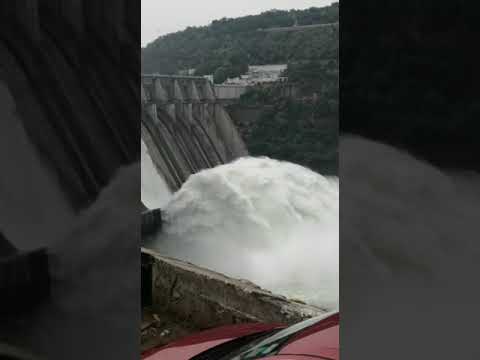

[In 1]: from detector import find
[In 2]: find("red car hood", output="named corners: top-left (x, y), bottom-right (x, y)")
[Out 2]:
top-left (143, 313), bottom-right (339, 360)
top-left (143, 323), bottom-right (284, 360)
top-left (278, 314), bottom-right (339, 359)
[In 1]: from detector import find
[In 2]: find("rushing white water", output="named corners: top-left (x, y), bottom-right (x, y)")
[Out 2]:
top-left (151, 157), bottom-right (339, 310)
top-left (141, 139), bottom-right (172, 209)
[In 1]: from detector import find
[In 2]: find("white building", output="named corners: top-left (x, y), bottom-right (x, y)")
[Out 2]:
top-left (224, 64), bottom-right (288, 86)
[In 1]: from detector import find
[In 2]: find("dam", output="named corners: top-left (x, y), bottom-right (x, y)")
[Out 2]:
top-left (141, 74), bottom-right (248, 197)
top-left (140, 76), bottom-right (329, 351)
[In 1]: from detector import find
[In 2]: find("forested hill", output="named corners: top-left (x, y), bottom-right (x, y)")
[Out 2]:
top-left (142, 2), bottom-right (338, 80)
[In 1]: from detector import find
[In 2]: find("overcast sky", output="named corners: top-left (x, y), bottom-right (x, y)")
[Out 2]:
top-left (142, 0), bottom-right (334, 46)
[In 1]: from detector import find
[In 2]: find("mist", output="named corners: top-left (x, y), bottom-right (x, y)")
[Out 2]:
top-left (150, 157), bottom-right (339, 310)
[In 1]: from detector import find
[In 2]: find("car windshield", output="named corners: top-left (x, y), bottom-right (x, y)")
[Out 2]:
top-left (222, 311), bottom-right (337, 360)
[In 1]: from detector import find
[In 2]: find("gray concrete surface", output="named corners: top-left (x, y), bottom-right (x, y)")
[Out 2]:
top-left (143, 248), bottom-right (324, 334)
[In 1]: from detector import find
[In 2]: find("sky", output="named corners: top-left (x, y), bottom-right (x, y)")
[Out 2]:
top-left (142, 0), bottom-right (334, 46)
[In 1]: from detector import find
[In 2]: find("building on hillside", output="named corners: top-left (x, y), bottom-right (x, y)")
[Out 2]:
top-left (213, 64), bottom-right (291, 101)
top-left (224, 64), bottom-right (288, 86)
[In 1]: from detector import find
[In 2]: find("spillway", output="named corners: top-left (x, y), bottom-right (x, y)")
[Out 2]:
top-left (141, 75), bottom-right (248, 193)
top-left (149, 157), bottom-right (339, 310)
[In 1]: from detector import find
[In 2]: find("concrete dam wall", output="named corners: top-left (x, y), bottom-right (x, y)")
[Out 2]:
top-left (141, 75), bottom-right (248, 192)
top-left (141, 249), bottom-right (324, 350)
top-left (143, 249), bottom-right (323, 326)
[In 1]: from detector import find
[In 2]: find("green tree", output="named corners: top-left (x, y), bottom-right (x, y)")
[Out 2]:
top-left (142, 3), bottom-right (339, 75)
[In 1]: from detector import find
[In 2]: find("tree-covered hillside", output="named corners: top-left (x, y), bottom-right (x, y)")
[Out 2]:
top-left (142, 3), bottom-right (338, 81)
top-left (231, 38), bottom-right (339, 175)
top-left (142, 3), bottom-right (339, 176)
top-left (243, 99), bottom-right (338, 175)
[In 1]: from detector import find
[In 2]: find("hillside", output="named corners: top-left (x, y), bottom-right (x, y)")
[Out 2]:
top-left (142, 3), bottom-right (339, 176)
top-left (142, 3), bottom-right (338, 81)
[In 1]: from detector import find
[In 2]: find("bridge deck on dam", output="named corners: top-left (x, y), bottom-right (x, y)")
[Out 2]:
top-left (141, 74), bottom-right (248, 193)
